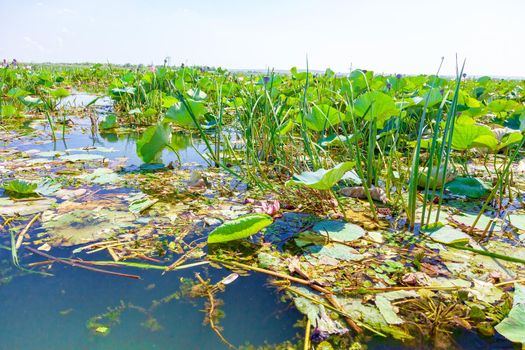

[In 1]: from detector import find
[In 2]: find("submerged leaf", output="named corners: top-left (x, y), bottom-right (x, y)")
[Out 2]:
top-left (207, 214), bottom-right (273, 244)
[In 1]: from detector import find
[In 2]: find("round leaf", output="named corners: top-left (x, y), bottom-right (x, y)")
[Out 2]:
top-left (445, 177), bottom-right (489, 199)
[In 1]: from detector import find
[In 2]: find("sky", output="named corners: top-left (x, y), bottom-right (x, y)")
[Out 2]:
top-left (0, 0), bottom-right (524, 77)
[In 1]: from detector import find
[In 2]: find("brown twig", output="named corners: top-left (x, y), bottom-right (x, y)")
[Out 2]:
top-left (343, 285), bottom-right (463, 292)
top-left (195, 273), bottom-right (236, 349)
top-left (25, 246), bottom-right (141, 279)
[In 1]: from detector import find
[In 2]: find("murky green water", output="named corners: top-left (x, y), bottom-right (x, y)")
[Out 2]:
top-left (0, 252), bottom-right (300, 349)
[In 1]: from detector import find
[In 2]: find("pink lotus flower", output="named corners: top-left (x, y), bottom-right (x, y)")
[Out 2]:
top-left (254, 200), bottom-right (281, 217)
top-left (149, 65), bottom-right (156, 73)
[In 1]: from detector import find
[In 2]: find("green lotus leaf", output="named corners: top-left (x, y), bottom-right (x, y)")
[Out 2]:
top-left (1, 179), bottom-right (38, 195)
top-left (498, 131), bottom-right (523, 150)
top-left (50, 87), bottom-right (70, 99)
top-left (165, 99), bottom-right (206, 129)
top-left (207, 214), bottom-right (273, 244)
top-left (352, 91), bottom-right (397, 128)
top-left (445, 177), bottom-right (489, 199)
top-left (304, 104), bottom-right (343, 131)
top-left (7, 87), bottom-right (30, 98)
top-left (99, 114), bottom-right (118, 130)
top-left (286, 162), bottom-right (356, 190)
top-left (452, 119), bottom-right (497, 151)
top-left (136, 123), bottom-right (171, 163)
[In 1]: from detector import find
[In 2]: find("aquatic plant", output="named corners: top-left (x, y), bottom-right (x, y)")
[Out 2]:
top-left (207, 214), bottom-right (273, 244)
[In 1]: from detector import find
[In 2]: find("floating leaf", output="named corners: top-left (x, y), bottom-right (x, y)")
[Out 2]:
top-left (207, 214), bottom-right (273, 244)
top-left (80, 168), bottom-right (121, 185)
top-left (376, 295), bottom-right (404, 325)
top-left (286, 162), bottom-right (355, 190)
top-left (129, 197), bottom-right (158, 214)
top-left (43, 206), bottom-right (136, 246)
top-left (470, 279), bottom-right (503, 304)
top-left (509, 214), bottom-right (525, 231)
top-left (450, 213), bottom-right (501, 232)
top-left (445, 177), bottom-right (489, 199)
top-left (0, 197), bottom-right (56, 216)
top-left (306, 244), bottom-right (364, 261)
top-left (291, 286), bottom-right (348, 335)
top-left (36, 178), bottom-right (61, 195)
top-left (312, 220), bottom-right (366, 242)
top-left (495, 284), bottom-right (525, 344)
top-left (60, 154), bottom-right (104, 162)
top-left (425, 225), bottom-right (470, 245)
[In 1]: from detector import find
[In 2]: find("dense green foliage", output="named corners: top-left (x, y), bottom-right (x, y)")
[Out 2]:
top-left (1, 63), bottom-right (524, 228)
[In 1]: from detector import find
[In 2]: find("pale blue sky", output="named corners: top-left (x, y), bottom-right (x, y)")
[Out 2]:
top-left (1, 0), bottom-right (524, 76)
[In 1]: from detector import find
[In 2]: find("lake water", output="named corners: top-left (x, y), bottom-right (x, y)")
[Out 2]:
top-left (0, 94), bottom-right (301, 350)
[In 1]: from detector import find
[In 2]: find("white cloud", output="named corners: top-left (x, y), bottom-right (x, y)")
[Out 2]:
top-left (57, 8), bottom-right (74, 15)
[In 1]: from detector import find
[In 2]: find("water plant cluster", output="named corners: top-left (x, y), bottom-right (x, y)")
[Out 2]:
top-left (1, 62), bottom-right (525, 349)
